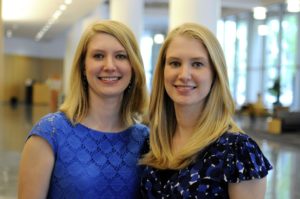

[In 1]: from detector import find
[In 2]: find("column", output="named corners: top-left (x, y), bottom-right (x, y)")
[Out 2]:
top-left (0, 0), bottom-right (4, 103)
top-left (169, 0), bottom-right (221, 34)
top-left (110, 0), bottom-right (144, 42)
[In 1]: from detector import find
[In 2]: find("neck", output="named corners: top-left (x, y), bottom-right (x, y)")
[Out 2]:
top-left (82, 93), bottom-right (126, 132)
top-left (172, 104), bottom-right (203, 153)
top-left (174, 104), bottom-right (202, 136)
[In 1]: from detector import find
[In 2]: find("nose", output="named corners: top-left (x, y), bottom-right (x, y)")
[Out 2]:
top-left (178, 64), bottom-right (191, 81)
top-left (103, 56), bottom-right (116, 71)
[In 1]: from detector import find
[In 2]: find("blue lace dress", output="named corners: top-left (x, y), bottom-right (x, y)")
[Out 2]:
top-left (141, 132), bottom-right (272, 198)
top-left (28, 112), bottom-right (149, 199)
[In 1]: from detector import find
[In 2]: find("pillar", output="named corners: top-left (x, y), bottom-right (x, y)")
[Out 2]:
top-left (110, 0), bottom-right (144, 42)
top-left (169, 0), bottom-right (221, 34)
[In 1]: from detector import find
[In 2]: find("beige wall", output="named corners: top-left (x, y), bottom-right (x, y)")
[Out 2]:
top-left (0, 0), bottom-right (62, 104)
top-left (3, 54), bottom-right (63, 103)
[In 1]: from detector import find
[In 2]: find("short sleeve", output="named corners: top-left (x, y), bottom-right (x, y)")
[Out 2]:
top-left (222, 133), bottom-right (273, 183)
top-left (27, 112), bottom-right (63, 154)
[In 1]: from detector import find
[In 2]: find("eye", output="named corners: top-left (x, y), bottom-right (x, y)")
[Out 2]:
top-left (116, 54), bottom-right (128, 60)
top-left (169, 61), bottom-right (181, 67)
top-left (192, 61), bottom-right (204, 68)
top-left (93, 53), bottom-right (104, 59)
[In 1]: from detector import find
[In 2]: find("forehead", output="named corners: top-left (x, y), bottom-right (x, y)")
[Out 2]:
top-left (165, 35), bottom-right (209, 60)
top-left (87, 33), bottom-right (125, 50)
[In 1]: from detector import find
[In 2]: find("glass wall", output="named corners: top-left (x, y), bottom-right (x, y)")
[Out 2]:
top-left (221, 3), bottom-right (300, 110)
top-left (280, 13), bottom-right (298, 106)
top-left (223, 19), bottom-right (237, 100)
top-left (235, 18), bottom-right (248, 106)
top-left (264, 15), bottom-right (280, 107)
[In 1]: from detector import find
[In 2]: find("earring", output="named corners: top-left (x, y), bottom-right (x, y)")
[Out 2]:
top-left (127, 80), bottom-right (134, 91)
top-left (127, 82), bottom-right (132, 90)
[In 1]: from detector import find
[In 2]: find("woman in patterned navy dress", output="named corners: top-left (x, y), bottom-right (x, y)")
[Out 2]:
top-left (18, 20), bottom-right (149, 199)
top-left (139, 23), bottom-right (272, 198)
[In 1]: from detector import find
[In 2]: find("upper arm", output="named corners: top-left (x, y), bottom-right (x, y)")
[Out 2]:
top-left (228, 177), bottom-right (267, 199)
top-left (18, 135), bottom-right (55, 199)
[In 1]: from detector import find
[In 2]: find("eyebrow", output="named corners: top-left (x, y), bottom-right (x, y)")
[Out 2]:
top-left (166, 56), bottom-right (208, 61)
top-left (191, 57), bottom-right (209, 62)
top-left (88, 49), bottom-right (127, 54)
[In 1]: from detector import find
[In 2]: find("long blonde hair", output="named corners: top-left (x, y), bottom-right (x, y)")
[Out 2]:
top-left (60, 20), bottom-right (149, 126)
top-left (140, 23), bottom-right (242, 169)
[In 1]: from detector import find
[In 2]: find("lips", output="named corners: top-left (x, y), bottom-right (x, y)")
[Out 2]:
top-left (175, 85), bottom-right (196, 89)
top-left (98, 76), bottom-right (121, 81)
top-left (174, 85), bottom-right (196, 93)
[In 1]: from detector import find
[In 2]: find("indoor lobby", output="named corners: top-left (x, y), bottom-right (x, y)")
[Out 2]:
top-left (1, 0), bottom-right (300, 199)
top-left (2, 104), bottom-right (300, 199)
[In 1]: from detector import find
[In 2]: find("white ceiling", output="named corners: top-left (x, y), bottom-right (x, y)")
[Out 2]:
top-left (2, 0), bottom-right (284, 42)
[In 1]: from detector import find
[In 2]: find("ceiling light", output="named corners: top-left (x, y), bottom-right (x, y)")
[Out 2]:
top-left (53, 10), bottom-right (63, 19)
top-left (64, 0), bottom-right (73, 5)
top-left (253, 7), bottom-right (267, 20)
top-left (2, 0), bottom-right (31, 21)
top-left (154, 34), bottom-right (164, 44)
top-left (60, 4), bottom-right (67, 11)
top-left (287, 0), bottom-right (300, 12)
top-left (35, 3), bottom-right (68, 41)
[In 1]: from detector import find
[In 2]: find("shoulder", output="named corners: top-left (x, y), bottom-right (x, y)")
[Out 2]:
top-left (132, 123), bottom-right (149, 132)
top-left (215, 132), bottom-right (256, 148)
top-left (28, 112), bottom-right (71, 153)
top-left (36, 111), bottom-right (69, 126)
top-left (200, 132), bottom-right (258, 158)
top-left (196, 132), bottom-right (272, 183)
top-left (30, 111), bottom-right (71, 137)
top-left (129, 123), bottom-right (149, 138)
top-left (216, 132), bottom-right (269, 158)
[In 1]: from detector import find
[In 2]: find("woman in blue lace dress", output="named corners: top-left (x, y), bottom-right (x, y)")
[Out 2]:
top-left (18, 20), bottom-right (149, 199)
top-left (139, 23), bottom-right (272, 198)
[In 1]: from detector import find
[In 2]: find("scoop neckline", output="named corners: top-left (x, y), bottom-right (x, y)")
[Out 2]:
top-left (77, 122), bottom-right (134, 135)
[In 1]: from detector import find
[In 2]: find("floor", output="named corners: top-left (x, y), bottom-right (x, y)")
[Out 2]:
top-left (1, 104), bottom-right (300, 199)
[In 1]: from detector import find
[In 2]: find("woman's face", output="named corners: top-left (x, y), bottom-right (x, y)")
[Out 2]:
top-left (164, 35), bottom-right (214, 110)
top-left (84, 33), bottom-right (132, 100)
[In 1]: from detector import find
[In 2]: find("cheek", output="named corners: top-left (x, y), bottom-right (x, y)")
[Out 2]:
top-left (84, 66), bottom-right (94, 78)
top-left (206, 78), bottom-right (214, 94)
top-left (163, 68), bottom-right (173, 84)
top-left (198, 74), bottom-right (213, 91)
top-left (163, 74), bottom-right (172, 91)
top-left (125, 66), bottom-right (133, 80)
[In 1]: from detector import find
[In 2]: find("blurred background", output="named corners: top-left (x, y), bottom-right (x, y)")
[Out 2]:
top-left (1, 0), bottom-right (300, 198)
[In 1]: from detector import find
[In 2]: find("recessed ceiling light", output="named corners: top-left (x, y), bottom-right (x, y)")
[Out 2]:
top-left (253, 7), bottom-right (267, 20)
top-left (60, 4), bottom-right (67, 11)
top-left (64, 0), bottom-right (72, 5)
top-left (287, 0), bottom-right (300, 12)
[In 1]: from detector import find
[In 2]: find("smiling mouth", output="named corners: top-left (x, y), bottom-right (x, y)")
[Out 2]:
top-left (175, 85), bottom-right (196, 89)
top-left (98, 77), bottom-right (121, 81)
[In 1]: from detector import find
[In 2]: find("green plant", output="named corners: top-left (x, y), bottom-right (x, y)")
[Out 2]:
top-left (268, 77), bottom-right (281, 105)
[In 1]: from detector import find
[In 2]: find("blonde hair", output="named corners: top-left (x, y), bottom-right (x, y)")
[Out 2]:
top-left (140, 23), bottom-right (242, 169)
top-left (60, 20), bottom-right (149, 126)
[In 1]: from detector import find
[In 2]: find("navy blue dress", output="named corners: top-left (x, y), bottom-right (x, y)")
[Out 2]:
top-left (28, 112), bottom-right (149, 199)
top-left (141, 132), bottom-right (272, 198)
